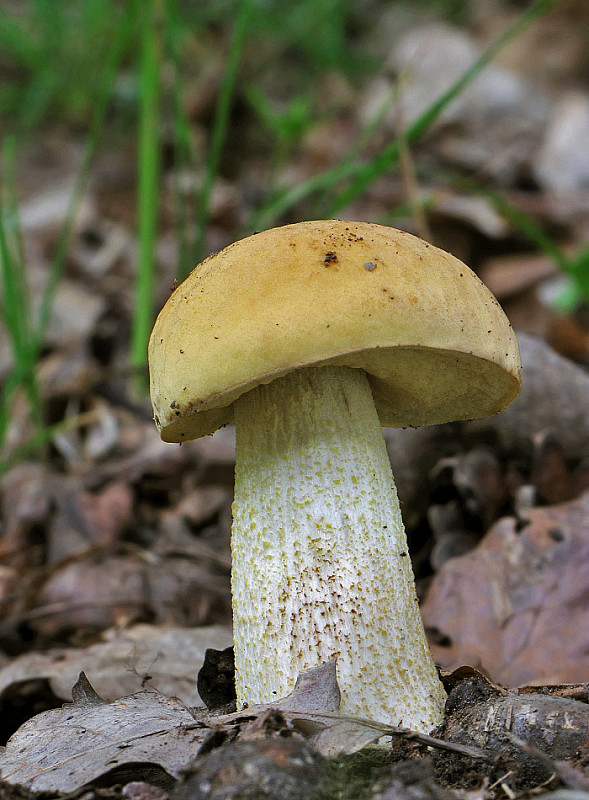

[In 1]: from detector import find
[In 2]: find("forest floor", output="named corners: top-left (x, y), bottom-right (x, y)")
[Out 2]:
top-left (1, 1), bottom-right (589, 798)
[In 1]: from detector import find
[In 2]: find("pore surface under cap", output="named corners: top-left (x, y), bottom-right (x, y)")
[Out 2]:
top-left (149, 220), bottom-right (521, 442)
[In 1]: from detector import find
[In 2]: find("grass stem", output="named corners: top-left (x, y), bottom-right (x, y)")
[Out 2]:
top-left (190, 0), bottom-right (253, 271)
top-left (131, 0), bottom-right (163, 382)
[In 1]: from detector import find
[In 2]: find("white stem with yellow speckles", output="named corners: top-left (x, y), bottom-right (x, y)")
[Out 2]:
top-left (231, 365), bottom-right (446, 732)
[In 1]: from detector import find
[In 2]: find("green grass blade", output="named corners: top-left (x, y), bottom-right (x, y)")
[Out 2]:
top-left (0, 1), bottom-right (134, 460)
top-left (16, 60), bottom-right (62, 132)
top-left (327, 0), bottom-right (560, 216)
top-left (0, 137), bottom-right (34, 374)
top-left (485, 190), bottom-right (570, 272)
top-left (31, 0), bottom-right (136, 357)
top-left (190, 0), bottom-right (253, 270)
top-left (130, 0), bottom-right (163, 377)
top-left (0, 409), bottom-right (99, 477)
top-left (307, 80), bottom-right (401, 219)
top-left (568, 249), bottom-right (589, 299)
top-left (249, 159), bottom-right (361, 233)
top-left (0, 149), bottom-right (42, 449)
top-left (2, 137), bottom-right (27, 274)
top-left (166, 0), bottom-right (198, 279)
top-left (451, 174), bottom-right (589, 309)
top-left (250, 0), bottom-right (560, 230)
top-left (493, 194), bottom-right (589, 307)
top-left (0, 8), bottom-right (44, 70)
top-left (0, 210), bottom-right (26, 366)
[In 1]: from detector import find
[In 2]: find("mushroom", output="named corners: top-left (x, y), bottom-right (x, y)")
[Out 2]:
top-left (148, 220), bottom-right (521, 732)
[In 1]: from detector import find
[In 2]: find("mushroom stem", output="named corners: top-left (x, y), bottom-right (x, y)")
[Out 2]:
top-left (232, 364), bottom-right (446, 732)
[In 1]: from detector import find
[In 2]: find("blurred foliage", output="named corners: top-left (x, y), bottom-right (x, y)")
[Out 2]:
top-left (0, 0), bottom-right (134, 130)
top-left (1, 0), bottom-right (584, 465)
top-left (0, 0), bottom-right (367, 134)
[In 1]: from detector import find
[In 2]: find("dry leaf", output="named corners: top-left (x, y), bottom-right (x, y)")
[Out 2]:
top-left (276, 659), bottom-right (341, 714)
top-left (0, 462), bottom-right (53, 560)
top-left (48, 479), bottom-right (134, 560)
top-left (214, 661), bottom-right (466, 760)
top-left (387, 24), bottom-right (550, 181)
top-left (0, 624), bottom-right (232, 707)
top-left (0, 660), bottom-right (491, 792)
top-left (478, 253), bottom-right (557, 301)
top-left (471, 332), bottom-right (589, 458)
top-left (534, 91), bottom-right (589, 193)
top-left (0, 687), bottom-right (207, 793)
top-left (423, 491), bottom-right (589, 686)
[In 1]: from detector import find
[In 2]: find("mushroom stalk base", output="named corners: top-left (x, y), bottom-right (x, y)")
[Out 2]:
top-left (232, 365), bottom-right (446, 732)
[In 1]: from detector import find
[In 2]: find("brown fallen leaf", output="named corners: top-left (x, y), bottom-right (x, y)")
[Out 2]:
top-left (428, 500), bottom-right (479, 570)
top-left (27, 544), bottom-right (230, 638)
top-left (0, 660), bottom-right (501, 794)
top-left (169, 486), bottom-right (231, 530)
top-left (531, 431), bottom-right (575, 506)
top-left (48, 479), bottom-right (134, 560)
top-left (386, 332), bottom-right (589, 535)
top-left (197, 646), bottom-right (235, 712)
top-left (71, 670), bottom-right (107, 706)
top-left (534, 91), bottom-right (589, 194)
top-left (31, 554), bottom-right (148, 635)
top-left (276, 658), bottom-right (341, 715)
top-left (422, 490), bottom-right (589, 686)
top-left (549, 313), bottom-right (589, 363)
top-left (0, 462), bottom-right (53, 562)
top-left (0, 623), bottom-right (232, 708)
top-left (123, 781), bottom-right (169, 800)
top-left (451, 446), bottom-right (510, 530)
top-left (0, 662), bottom-right (339, 793)
top-left (212, 661), bottom-right (487, 762)
top-left (146, 556), bottom-right (231, 627)
top-left (37, 344), bottom-right (102, 399)
top-left (470, 332), bottom-right (589, 459)
top-left (478, 253), bottom-right (558, 301)
top-left (516, 682), bottom-right (589, 704)
top-left (0, 685), bottom-right (208, 793)
top-left (382, 24), bottom-right (550, 183)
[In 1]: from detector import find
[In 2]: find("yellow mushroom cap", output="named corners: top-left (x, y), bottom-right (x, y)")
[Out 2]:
top-left (148, 220), bottom-right (521, 443)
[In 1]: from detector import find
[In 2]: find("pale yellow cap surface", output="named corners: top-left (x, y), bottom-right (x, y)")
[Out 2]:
top-left (149, 220), bottom-right (521, 442)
